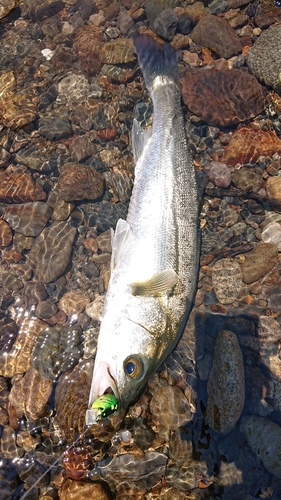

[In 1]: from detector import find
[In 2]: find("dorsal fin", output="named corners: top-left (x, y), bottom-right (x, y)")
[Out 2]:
top-left (111, 219), bottom-right (132, 272)
top-left (132, 118), bottom-right (152, 163)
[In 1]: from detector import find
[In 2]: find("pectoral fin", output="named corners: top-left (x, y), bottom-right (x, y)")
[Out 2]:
top-left (131, 269), bottom-right (178, 296)
top-left (111, 219), bottom-right (132, 271)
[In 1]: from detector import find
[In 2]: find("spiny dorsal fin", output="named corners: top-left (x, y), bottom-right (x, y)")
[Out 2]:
top-left (111, 219), bottom-right (132, 272)
top-left (131, 268), bottom-right (178, 296)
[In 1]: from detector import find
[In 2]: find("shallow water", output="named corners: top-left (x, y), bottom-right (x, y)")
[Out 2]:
top-left (1, 1), bottom-right (281, 499)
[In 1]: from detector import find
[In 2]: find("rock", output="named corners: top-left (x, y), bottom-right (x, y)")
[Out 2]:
top-left (96, 230), bottom-right (112, 253)
top-left (9, 367), bottom-right (52, 420)
top-left (31, 325), bottom-right (83, 380)
top-left (262, 221), bottom-right (281, 250)
top-left (260, 355), bottom-right (281, 411)
top-left (144, 0), bottom-right (178, 23)
top-left (36, 300), bottom-right (58, 319)
top-left (58, 163), bottom-right (104, 202)
top-left (104, 168), bottom-right (133, 204)
top-left (23, 282), bottom-right (48, 307)
top-left (73, 25), bottom-right (103, 75)
top-left (0, 0), bottom-right (16, 20)
top-left (57, 73), bottom-right (90, 104)
top-left (0, 219), bottom-right (12, 246)
top-left (231, 167), bottom-right (263, 192)
top-left (190, 15), bottom-right (242, 59)
top-left (15, 145), bottom-right (58, 173)
top-left (28, 221), bottom-right (76, 283)
top-left (241, 242), bottom-right (278, 284)
top-left (204, 161), bottom-right (231, 188)
top-left (0, 171), bottom-right (46, 203)
top-left (266, 176), bottom-right (281, 207)
top-left (244, 365), bottom-right (273, 416)
top-left (152, 8), bottom-right (178, 41)
top-left (254, 0), bottom-right (281, 29)
top-left (58, 478), bottom-right (112, 499)
top-left (100, 38), bottom-right (136, 64)
top-left (212, 258), bottom-right (243, 304)
top-left (58, 291), bottom-right (90, 316)
top-left (247, 24), bottom-right (281, 92)
top-left (69, 135), bottom-right (97, 162)
top-left (0, 91), bottom-right (38, 129)
top-left (206, 330), bottom-right (244, 435)
top-left (4, 202), bottom-right (52, 237)
top-left (85, 295), bottom-right (105, 321)
top-left (0, 426), bottom-right (24, 460)
top-left (179, 69), bottom-right (266, 127)
top-left (169, 427), bottom-right (193, 466)
top-left (240, 416), bottom-right (281, 478)
top-left (81, 201), bottom-right (128, 232)
top-left (221, 127), bottom-right (281, 166)
top-left (150, 385), bottom-right (191, 430)
top-left (38, 110), bottom-right (72, 141)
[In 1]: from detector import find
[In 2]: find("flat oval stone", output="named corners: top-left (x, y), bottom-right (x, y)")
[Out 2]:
top-left (206, 330), bottom-right (245, 435)
top-left (4, 202), bottom-right (52, 237)
top-left (241, 242), bottom-right (279, 284)
top-left (212, 258), bottom-right (243, 304)
top-left (240, 416), bottom-right (281, 478)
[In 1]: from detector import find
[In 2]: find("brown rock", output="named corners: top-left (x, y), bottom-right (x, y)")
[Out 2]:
top-left (73, 26), bottom-right (103, 75)
top-left (4, 202), bottom-right (52, 237)
top-left (0, 92), bottom-right (38, 129)
top-left (58, 163), bottom-right (104, 202)
top-left (150, 385), bottom-right (191, 430)
top-left (266, 176), bottom-right (281, 204)
top-left (100, 38), bottom-right (136, 64)
top-left (179, 68), bottom-right (267, 127)
top-left (241, 242), bottom-right (279, 284)
top-left (190, 15), bottom-right (242, 59)
top-left (184, 1), bottom-right (209, 24)
top-left (58, 478), bottom-right (112, 500)
top-left (0, 219), bottom-right (12, 247)
top-left (9, 367), bottom-right (52, 420)
top-left (231, 167), bottom-right (263, 192)
top-left (221, 126), bottom-right (281, 166)
top-left (254, 0), bottom-right (281, 29)
top-left (58, 291), bottom-right (90, 316)
top-left (0, 171), bottom-right (46, 203)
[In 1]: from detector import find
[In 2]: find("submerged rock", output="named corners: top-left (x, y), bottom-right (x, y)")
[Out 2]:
top-left (206, 330), bottom-right (244, 435)
top-left (4, 202), bottom-right (52, 237)
top-left (0, 171), bottom-right (46, 203)
top-left (211, 258), bottom-right (243, 304)
top-left (190, 15), bottom-right (242, 58)
top-left (241, 242), bottom-right (278, 284)
top-left (150, 385), bottom-right (191, 430)
top-left (240, 416), bottom-right (281, 478)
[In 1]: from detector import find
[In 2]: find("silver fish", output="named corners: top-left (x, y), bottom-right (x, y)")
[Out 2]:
top-left (86, 34), bottom-right (199, 424)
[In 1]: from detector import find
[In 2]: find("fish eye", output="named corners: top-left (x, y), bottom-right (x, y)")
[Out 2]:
top-left (124, 355), bottom-right (144, 379)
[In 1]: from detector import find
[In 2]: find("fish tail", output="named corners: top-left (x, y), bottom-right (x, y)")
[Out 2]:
top-left (133, 34), bottom-right (178, 91)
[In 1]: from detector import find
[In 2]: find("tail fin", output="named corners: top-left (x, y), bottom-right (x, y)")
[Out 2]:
top-left (133, 34), bottom-right (178, 91)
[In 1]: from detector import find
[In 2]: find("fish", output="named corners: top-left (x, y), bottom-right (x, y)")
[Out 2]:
top-left (86, 33), bottom-right (199, 424)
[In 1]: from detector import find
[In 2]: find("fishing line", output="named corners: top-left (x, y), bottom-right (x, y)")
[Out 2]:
top-left (19, 425), bottom-right (90, 499)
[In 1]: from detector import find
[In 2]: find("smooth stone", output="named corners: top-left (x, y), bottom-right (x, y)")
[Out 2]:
top-left (152, 8), bottom-right (178, 41)
top-left (35, 300), bottom-right (58, 319)
top-left (262, 221), bottom-right (281, 250)
top-left (28, 221), bottom-right (77, 283)
top-left (58, 291), bottom-right (90, 316)
top-left (240, 416), bottom-right (281, 478)
top-left (144, 0), bottom-right (178, 23)
top-left (0, 219), bottom-right (12, 246)
top-left (241, 242), bottom-right (279, 284)
top-left (212, 258), bottom-right (243, 304)
top-left (204, 161), bottom-right (232, 188)
top-left (206, 330), bottom-right (244, 435)
top-left (190, 14), bottom-right (242, 58)
top-left (4, 202), bottom-right (52, 237)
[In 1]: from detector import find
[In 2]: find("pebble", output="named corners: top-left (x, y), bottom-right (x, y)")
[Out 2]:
top-left (231, 166), bottom-right (263, 192)
top-left (0, 219), bottom-right (12, 247)
top-left (81, 201), bottom-right (128, 233)
top-left (241, 242), bottom-right (279, 284)
top-left (240, 416), bottom-right (281, 478)
top-left (247, 24), bottom-right (281, 92)
top-left (9, 367), bottom-right (52, 420)
top-left (266, 175), bottom-right (281, 207)
top-left (100, 38), bottom-right (136, 64)
top-left (28, 221), bottom-right (77, 283)
top-left (73, 25), bottom-right (103, 75)
top-left (204, 161), bottom-right (232, 188)
top-left (31, 325), bottom-right (83, 380)
top-left (206, 330), bottom-right (245, 435)
top-left (0, 425), bottom-right (24, 460)
top-left (150, 385), bottom-right (191, 430)
top-left (179, 68), bottom-right (266, 127)
top-left (58, 163), bottom-right (104, 202)
top-left (152, 8), bottom-right (178, 41)
top-left (144, 0), bottom-right (178, 24)
top-left (36, 300), bottom-right (58, 319)
top-left (211, 258), bottom-right (243, 304)
top-left (58, 478), bottom-right (112, 500)
top-left (190, 14), bottom-right (242, 58)
top-left (4, 202), bottom-right (52, 237)
top-left (169, 427), bottom-right (193, 466)
top-left (85, 295), bottom-right (105, 321)
top-left (58, 291), bottom-right (90, 317)
top-left (0, 171), bottom-right (46, 203)
top-left (261, 221), bottom-right (281, 250)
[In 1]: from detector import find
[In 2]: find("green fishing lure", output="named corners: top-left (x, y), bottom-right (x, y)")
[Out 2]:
top-left (91, 393), bottom-right (118, 420)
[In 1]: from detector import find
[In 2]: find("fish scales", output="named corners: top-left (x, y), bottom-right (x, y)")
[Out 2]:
top-left (87, 34), bottom-right (199, 423)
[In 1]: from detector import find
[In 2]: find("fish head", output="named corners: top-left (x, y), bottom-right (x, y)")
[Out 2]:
top-left (88, 316), bottom-right (160, 413)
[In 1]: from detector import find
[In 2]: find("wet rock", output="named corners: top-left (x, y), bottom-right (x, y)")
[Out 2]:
top-left (69, 135), bottom-right (97, 162)
top-left (0, 171), bottom-right (46, 203)
top-left (150, 385), bottom-right (191, 430)
top-left (179, 69), bottom-right (266, 127)
top-left (58, 163), bottom-right (104, 202)
top-left (0, 315), bottom-right (45, 377)
top-left (23, 282), bottom-right (48, 307)
top-left (266, 176), bottom-right (281, 207)
top-left (261, 355), bottom-right (281, 411)
top-left (212, 258), bottom-right (243, 304)
top-left (240, 416), bottom-right (281, 478)
top-left (0, 426), bottom-right (24, 460)
top-left (58, 291), bottom-right (90, 317)
top-left (28, 221), bottom-right (77, 283)
top-left (100, 38), bottom-right (136, 64)
top-left (262, 221), bottom-right (281, 250)
top-left (96, 230), bottom-right (112, 253)
top-left (0, 219), bottom-right (12, 247)
top-left (2, 272), bottom-right (23, 291)
top-left (144, 0), bottom-right (178, 23)
top-left (169, 427), bottom-right (193, 466)
top-left (104, 168), bottom-right (133, 204)
top-left (245, 366), bottom-right (272, 416)
top-left (241, 242), bottom-right (278, 284)
top-left (21, 0), bottom-right (64, 21)
top-left (15, 144), bottom-right (58, 173)
top-left (9, 367), bottom-right (52, 420)
top-left (85, 295), bottom-right (105, 321)
top-left (31, 325), bottom-right (83, 380)
top-left (81, 201), bottom-right (128, 232)
top-left (4, 202), bottom-right (52, 237)
top-left (190, 15), bottom-right (242, 58)
top-left (206, 330), bottom-right (244, 435)
top-left (204, 161), bottom-right (231, 188)
top-left (117, 9), bottom-right (134, 35)
top-left (73, 25), bottom-right (103, 75)
top-left (0, 0), bottom-right (16, 19)
top-left (47, 190), bottom-right (75, 221)
top-left (247, 24), bottom-right (281, 92)
top-left (221, 127), bottom-right (281, 166)
top-left (231, 167), bottom-right (263, 192)
top-left (39, 109), bottom-right (72, 141)
top-left (55, 358), bottom-right (94, 440)
top-left (0, 91), bottom-right (38, 129)
top-left (57, 73), bottom-right (90, 104)
top-left (36, 300), bottom-right (58, 319)
top-left (58, 478), bottom-right (111, 499)
top-left (152, 8), bottom-right (178, 41)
